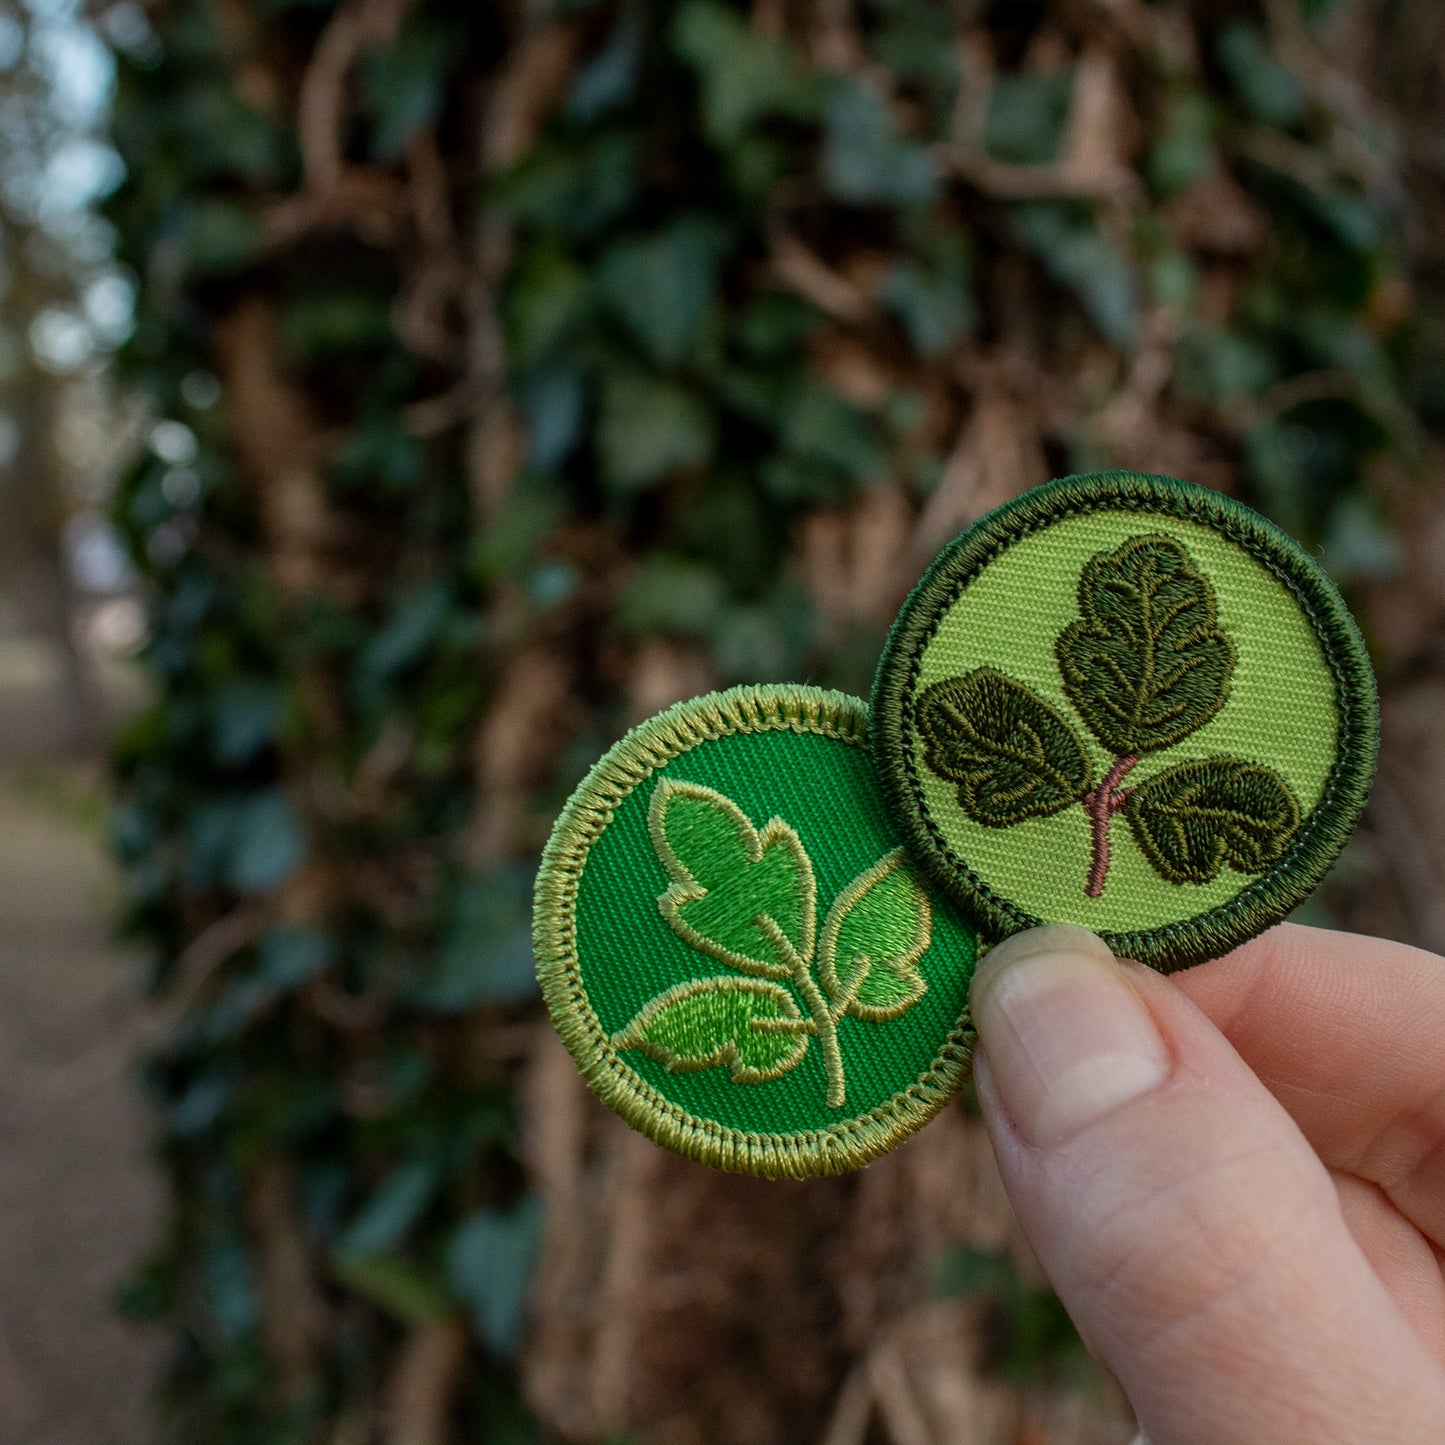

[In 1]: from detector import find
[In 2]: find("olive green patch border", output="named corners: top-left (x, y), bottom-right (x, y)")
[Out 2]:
top-left (870, 472), bottom-right (1379, 973)
top-left (533, 684), bottom-right (975, 1179)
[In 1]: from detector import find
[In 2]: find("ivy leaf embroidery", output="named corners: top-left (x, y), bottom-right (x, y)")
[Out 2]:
top-left (916, 535), bottom-right (1301, 899)
top-left (818, 848), bottom-right (931, 1021)
top-left (916, 668), bottom-right (1093, 826)
top-left (1125, 758), bottom-right (1302, 885)
top-left (621, 780), bottom-right (935, 1109)
top-left (649, 778), bottom-right (815, 980)
top-left (1055, 534), bottom-right (1235, 756)
top-left (611, 978), bottom-right (809, 1083)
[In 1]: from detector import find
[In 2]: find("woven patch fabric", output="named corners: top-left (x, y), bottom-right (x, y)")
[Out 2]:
top-left (533, 685), bottom-right (978, 1178)
top-left (871, 471), bottom-right (1378, 973)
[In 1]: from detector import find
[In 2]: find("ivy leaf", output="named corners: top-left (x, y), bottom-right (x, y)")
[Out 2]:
top-left (597, 373), bottom-right (714, 492)
top-left (329, 1252), bottom-right (450, 1327)
top-left (1125, 758), bottom-right (1302, 885)
top-left (650, 778), bottom-right (815, 978)
top-left (880, 253), bottom-right (974, 357)
top-left (823, 76), bottom-right (939, 207)
top-left (1216, 21), bottom-right (1306, 130)
top-left (612, 977), bottom-right (809, 1082)
top-left (916, 668), bottom-right (1093, 826)
top-left (567, 10), bottom-right (641, 122)
top-left (778, 381), bottom-right (885, 481)
top-left (672, 0), bottom-right (821, 145)
top-left (983, 69), bottom-right (1074, 166)
top-left (1011, 203), bottom-right (1138, 346)
top-left (447, 1197), bottom-right (544, 1356)
top-left (360, 21), bottom-right (453, 161)
top-left (599, 217), bottom-right (727, 367)
top-left (1056, 534), bottom-right (1235, 756)
top-left (617, 553), bottom-right (726, 638)
top-left (334, 1160), bottom-right (440, 1259)
top-left (181, 199), bottom-right (262, 275)
top-left (818, 848), bottom-right (931, 1021)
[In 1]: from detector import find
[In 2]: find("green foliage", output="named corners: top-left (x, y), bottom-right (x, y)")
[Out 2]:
top-left (823, 76), bottom-right (939, 205)
top-left (984, 70), bottom-right (1073, 166)
top-left (599, 217), bottom-right (726, 366)
top-left (597, 373), bottom-right (715, 491)
top-left (447, 1198), bottom-right (545, 1354)
top-left (104, 0), bottom-right (1413, 1435)
top-left (1013, 203), bottom-right (1139, 346)
top-left (673, 0), bottom-right (820, 144)
top-left (931, 1247), bottom-right (1091, 1386)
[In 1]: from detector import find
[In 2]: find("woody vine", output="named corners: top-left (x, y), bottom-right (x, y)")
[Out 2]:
top-left (917, 535), bottom-right (1303, 897)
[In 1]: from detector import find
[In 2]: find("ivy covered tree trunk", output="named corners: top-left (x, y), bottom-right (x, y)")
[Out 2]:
top-left (108, 1), bottom-right (1415, 1441)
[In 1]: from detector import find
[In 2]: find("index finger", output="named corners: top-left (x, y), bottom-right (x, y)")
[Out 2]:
top-left (1172, 922), bottom-right (1445, 1243)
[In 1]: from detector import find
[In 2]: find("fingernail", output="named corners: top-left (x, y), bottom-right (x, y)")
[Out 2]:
top-left (970, 925), bottom-right (1170, 1147)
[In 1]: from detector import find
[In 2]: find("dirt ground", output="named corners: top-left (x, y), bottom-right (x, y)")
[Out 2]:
top-left (0, 637), bottom-right (161, 1445)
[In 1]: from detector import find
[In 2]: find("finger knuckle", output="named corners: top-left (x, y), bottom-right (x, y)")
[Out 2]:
top-left (1066, 1132), bottom-right (1316, 1346)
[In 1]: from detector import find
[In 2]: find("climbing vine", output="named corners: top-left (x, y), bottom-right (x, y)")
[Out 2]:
top-left (105, 1), bottom-right (1411, 1440)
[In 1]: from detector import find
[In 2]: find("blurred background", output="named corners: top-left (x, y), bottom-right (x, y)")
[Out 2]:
top-left (2, 0), bottom-right (1444, 1440)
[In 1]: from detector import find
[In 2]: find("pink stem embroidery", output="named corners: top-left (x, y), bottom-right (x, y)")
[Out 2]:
top-left (1082, 754), bottom-right (1138, 898)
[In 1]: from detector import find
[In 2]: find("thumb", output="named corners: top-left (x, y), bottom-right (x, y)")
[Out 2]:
top-left (968, 924), bottom-right (1445, 1445)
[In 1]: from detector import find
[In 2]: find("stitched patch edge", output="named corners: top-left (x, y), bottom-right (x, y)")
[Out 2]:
top-left (533, 684), bottom-right (976, 1179)
top-left (869, 471), bottom-right (1379, 973)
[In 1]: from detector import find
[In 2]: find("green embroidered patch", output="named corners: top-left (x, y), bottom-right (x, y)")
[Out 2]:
top-left (871, 472), bottom-right (1378, 972)
top-left (533, 685), bottom-right (978, 1178)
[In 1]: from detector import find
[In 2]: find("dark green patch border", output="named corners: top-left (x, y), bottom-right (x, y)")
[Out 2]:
top-left (533, 684), bottom-right (976, 1179)
top-left (869, 471), bottom-right (1379, 973)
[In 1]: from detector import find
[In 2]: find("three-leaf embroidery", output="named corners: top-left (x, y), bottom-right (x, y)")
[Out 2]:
top-left (611, 779), bottom-right (932, 1108)
top-left (917, 534), bottom-right (1302, 897)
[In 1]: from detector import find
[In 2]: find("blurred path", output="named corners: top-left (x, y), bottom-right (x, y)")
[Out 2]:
top-left (0, 636), bottom-right (160, 1445)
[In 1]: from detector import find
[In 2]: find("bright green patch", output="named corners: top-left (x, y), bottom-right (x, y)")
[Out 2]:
top-left (534, 685), bottom-right (977, 1177)
top-left (872, 472), bottom-right (1377, 972)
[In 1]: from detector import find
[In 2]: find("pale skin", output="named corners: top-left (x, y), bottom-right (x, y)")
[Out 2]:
top-left (968, 921), bottom-right (1445, 1444)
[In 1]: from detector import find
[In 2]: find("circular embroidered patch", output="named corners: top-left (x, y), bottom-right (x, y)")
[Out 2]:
top-left (533, 685), bottom-right (978, 1178)
top-left (871, 471), bottom-right (1378, 973)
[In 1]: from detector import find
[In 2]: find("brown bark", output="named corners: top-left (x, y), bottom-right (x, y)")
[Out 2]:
top-left (383, 1321), bottom-right (469, 1445)
top-left (245, 1157), bottom-right (331, 1404)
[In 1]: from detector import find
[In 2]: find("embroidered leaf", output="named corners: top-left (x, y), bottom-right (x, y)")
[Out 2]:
top-left (818, 848), bottom-right (931, 1021)
top-left (1055, 534), bottom-right (1235, 756)
top-left (917, 668), bottom-right (1093, 826)
top-left (1125, 757), bottom-right (1302, 885)
top-left (611, 977), bottom-right (809, 1082)
top-left (649, 778), bottom-right (815, 979)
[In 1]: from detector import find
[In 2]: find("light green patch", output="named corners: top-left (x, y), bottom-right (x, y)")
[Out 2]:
top-left (872, 472), bottom-right (1377, 971)
top-left (914, 508), bottom-right (1337, 932)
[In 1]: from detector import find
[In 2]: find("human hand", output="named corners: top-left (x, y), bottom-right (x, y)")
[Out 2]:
top-left (968, 921), bottom-right (1445, 1444)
